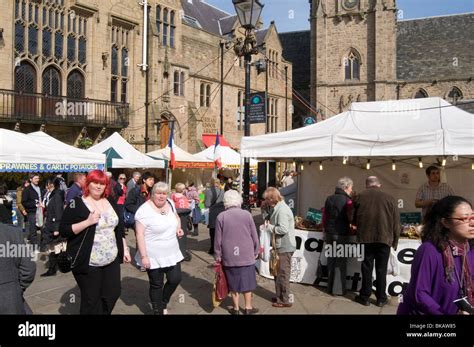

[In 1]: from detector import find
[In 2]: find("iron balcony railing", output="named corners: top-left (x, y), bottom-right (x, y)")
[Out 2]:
top-left (0, 89), bottom-right (129, 128)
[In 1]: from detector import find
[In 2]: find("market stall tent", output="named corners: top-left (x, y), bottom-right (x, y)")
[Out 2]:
top-left (241, 97), bottom-right (474, 158)
top-left (88, 132), bottom-right (165, 169)
top-left (147, 145), bottom-right (214, 169)
top-left (194, 145), bottom-right (258, 169)
top-left (0, 129), bottom-right (105, 172)
top-left (241, 97), bottom-right (474, 214)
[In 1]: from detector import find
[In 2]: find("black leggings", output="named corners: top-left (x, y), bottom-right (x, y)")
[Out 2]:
top-left (147, 263), bottom-right (182, 312)
top-left (73, 258), bottom-right (121, 315)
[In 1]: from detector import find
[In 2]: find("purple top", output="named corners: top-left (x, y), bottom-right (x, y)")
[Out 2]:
top-left (214, 207), bottom-right (259, 267)
top-left (397, 241), bottom-right (474, 315)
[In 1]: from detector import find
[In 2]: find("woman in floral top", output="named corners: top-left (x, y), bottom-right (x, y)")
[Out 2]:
top-left (60, 170), bottom-right (131, 314)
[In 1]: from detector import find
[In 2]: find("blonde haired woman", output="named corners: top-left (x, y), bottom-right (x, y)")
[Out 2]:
top-left (263, 187), bottom-right (296, 308)
top-left (135, 182), bottom-right (184, 315)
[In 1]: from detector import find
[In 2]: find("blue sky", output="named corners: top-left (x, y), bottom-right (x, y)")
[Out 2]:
top-left (204, 0), bottom-right (474, 32)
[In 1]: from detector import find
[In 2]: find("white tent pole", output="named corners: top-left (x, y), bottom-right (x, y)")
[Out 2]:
top-left (168, 169), bottom-right (173, 187)
top-left (239, 156), bottom-right (243, 193)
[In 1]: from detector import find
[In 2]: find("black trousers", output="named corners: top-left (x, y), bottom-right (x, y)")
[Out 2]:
top-left (359, 243), bottom-right (390, 301)
top-left (48, 253), bottom-right (58, 272)
top-left (177, 210), bottom-right (191, 258)
top-left (327, 255), bottom-right (348, 296)
top-left (73, 258), bottom-right (121, 314)
top-left (209, 228), bottom-right (215, 253)
top-left (26, 213), bottom-right (37, 244)
top-left (147, 263), bottom-right (182, 313)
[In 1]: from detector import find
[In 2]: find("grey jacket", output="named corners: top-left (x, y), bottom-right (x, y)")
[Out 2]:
top-left (204, 186), bottom-right (225, 229)
top-left (268, 200), bottom-right (296, 253)
top-left (0, 224), bottom-right (36, 314)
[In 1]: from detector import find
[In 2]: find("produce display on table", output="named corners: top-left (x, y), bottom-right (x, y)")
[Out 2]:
top-left (400, 224), bottom-right (422, 239)
top-left (295, 216), bottom-right (324, 231)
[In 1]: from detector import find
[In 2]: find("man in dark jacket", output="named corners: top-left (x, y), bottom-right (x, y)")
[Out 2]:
top-left (22, 173), bottom-right (42, 245)
top-left (41, 178), bottom-right (66, 276)
top-left (0, 223), bottom-right (36, 314)
top-left (353, 176), bottom-right (400, 307)
top-left (323, 177), bottom-right (354, 296)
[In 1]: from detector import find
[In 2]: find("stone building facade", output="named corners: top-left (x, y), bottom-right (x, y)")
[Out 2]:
top-left (0, 0), bottom-right (292, 152)
top-left (280, 0), bottom-right (473, 124)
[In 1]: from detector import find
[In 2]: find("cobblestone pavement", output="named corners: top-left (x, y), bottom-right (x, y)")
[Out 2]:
top-left (25, 223), bottom-right (398, 315)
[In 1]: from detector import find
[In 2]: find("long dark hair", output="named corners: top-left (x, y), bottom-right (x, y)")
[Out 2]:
top-left (422, 195), bottom-right (473, 251)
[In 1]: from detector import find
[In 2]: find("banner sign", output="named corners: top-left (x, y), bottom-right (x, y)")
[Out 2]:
top-left (248, 92), bottom-right (267, 124)
top-left (174, 161), bottom-right (215, 169)
top-left (0, 163), bottom-right (105, 172)
top-left (400, 212), bottom-right (422, 224)
top-left (257, 229), bottom-right (421, 298)
top-left (306, 208), bottom-right (322, 223)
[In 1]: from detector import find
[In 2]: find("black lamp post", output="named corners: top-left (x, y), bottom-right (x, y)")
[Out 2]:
top-left (233, 0), bottom-right (264, 209)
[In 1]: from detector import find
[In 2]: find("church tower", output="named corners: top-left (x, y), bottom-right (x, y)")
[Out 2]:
top-left (310, 0), bottom-right (398, 119)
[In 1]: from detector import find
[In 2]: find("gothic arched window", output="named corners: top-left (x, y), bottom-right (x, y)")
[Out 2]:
top-left (344, 50), bottom-right (360, 80)
top-left (42, 66), bottom-right (61, 96)
top-left (15, 61), bottom-right (36, 93)
top-left (414, 89), bottom-right (428, 98)
top-left (67, 70), bottom-right (84, 99)
top-left (448, 87), bottom-right (463, 104)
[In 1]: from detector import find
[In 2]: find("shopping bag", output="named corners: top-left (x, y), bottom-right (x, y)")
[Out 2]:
top-left (212, 262), bottom-right (228, 307)
top-left (387, 247), bottom-right (399, 276)
top-left (35, 207), bottom-right (44, 228)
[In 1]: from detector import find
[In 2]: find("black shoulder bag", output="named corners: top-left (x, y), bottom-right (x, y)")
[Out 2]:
top-left (57, 227), bottom-right (90, 273)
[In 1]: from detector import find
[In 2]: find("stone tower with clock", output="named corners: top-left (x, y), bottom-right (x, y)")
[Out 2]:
top-left (310, 0), bottom-right (398, 119)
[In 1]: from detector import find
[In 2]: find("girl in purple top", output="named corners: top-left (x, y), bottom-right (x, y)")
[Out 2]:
top-left (397, 196), bottom-right (474, 315)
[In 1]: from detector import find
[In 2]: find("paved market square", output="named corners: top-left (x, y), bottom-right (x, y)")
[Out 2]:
top-left (25, 224), bottom-right (398, 315)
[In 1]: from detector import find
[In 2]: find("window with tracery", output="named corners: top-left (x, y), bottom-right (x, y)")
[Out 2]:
top-left (111, 25), bottom-right (130, 103)
top-left (344, 50), bottom-right (360, 80)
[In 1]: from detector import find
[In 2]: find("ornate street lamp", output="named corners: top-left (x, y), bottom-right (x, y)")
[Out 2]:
top-left (233, 0), bottom-right (264, 210)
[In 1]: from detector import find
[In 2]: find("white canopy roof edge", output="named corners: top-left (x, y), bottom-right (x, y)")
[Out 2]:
top-left (88, 132), bottom-right (165, 169)
top-left (27, 131), bottom-right (106, 163)
top-left (194, 145), bottom-right (258, 168)
top-left (0, 129), bottom-right (105, 172)
top-left (241, 97), bottom-right (474, 159)
top-left (147, 145), bottom-right (213, 164)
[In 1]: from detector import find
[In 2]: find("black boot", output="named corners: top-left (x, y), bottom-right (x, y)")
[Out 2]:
top-left (40, 268), bottom-right (57, 277)
top-left (151, 302), bottom-right (163, 315)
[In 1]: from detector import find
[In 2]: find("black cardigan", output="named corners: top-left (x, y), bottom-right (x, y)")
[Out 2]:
top-left (59, 196), bottom-right (124, 273)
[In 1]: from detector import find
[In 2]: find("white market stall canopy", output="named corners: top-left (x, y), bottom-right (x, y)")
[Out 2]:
top-left (195, 145), bottom-right (258, 168)
top-left (241, 97), bottom-right (474, 159)
top-left (88, 132), bottom-right (165, 169)
top-left (0, 129), bottom-right (105, 172)
top-left (147, 145), bottom-right (214, 169)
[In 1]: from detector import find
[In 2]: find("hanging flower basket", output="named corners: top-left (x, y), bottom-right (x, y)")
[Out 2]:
top-left (78, 137), bottom-right (93, 149)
